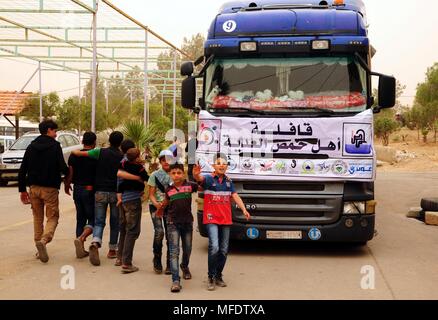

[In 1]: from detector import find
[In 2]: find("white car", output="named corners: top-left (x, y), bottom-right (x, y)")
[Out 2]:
top-left (0, 131), bottom-right (82, 186)
top-left (0, 136), bottom-right (15, 154)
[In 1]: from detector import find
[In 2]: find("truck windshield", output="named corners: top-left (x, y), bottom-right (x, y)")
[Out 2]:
top-left (205, 56), bottom-right (368, 114)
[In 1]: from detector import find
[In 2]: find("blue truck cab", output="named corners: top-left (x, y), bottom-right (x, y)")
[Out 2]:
top-left (181, 0), bottom-right (396, 244)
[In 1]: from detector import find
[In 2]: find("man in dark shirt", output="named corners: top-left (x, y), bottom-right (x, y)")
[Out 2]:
top-left (18, 120), bottom-right (70, 263)
top-left (71, 131), bottom-right (124, 266)
top-left (157, 163), bottom-right (198, 293)
top-left (66, 132), bottom-right (97, 259)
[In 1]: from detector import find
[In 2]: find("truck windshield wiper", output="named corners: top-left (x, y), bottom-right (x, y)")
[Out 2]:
top-left (209, 107), bottom-right (266, 115)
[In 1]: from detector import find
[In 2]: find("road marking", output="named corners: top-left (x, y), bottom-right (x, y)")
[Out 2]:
top-left (0, 219), bottom-right (33, 232)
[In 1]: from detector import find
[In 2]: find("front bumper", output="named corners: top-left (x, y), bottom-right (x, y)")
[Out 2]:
top-left (0, 167), bottom-right (20, 181)
top-left (197, 212), bottom-right (375, 243)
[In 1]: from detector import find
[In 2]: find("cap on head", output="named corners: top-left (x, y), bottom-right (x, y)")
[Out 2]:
top-left (159, 149), bottom-right (174, 160)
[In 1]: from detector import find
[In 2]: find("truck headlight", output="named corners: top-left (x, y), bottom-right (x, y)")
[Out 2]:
top-left (344, 202), bottom-right (366, 215)
top-left (344, 201), bottom-right (376, 215)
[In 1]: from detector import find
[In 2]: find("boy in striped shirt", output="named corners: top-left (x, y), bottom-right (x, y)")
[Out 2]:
top-left (157, 163), bottom-right (198, 292)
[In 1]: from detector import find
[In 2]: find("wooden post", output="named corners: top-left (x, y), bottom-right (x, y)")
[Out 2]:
top-left (15, 115), bottom-right (19, 139)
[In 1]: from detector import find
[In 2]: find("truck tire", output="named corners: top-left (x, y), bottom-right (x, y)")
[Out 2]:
top-left (420, 198), bottom-right (438, 212)
top-left (0, 178), bottom-right (8, 187)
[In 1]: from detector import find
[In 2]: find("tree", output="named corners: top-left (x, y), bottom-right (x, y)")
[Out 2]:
top-left (56, 97), bottom-right (80, 131)
top-left (104, 75), bottom-right (130, 129)
top-left (80, 103), bottom-right (107, 132)
top-left (375, 115), bottom-right (399, 146)
top-left (412, 63), bottom-right (438, 143)
top-left (20, 92), bottom-right (60, 122)
top-left (83, 78), bottom-right (106, 105)
top-left (394, 81), bottom-right (407, 113)
top-left (125, 66), bottom-right (144, 102)
top-left (181, 33), bottom-right (205, 61)
top-left (121, 120), bottom-right (166, 163)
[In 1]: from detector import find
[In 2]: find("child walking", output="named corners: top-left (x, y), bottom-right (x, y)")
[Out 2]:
top-left (193, 153), bottom-right (251, 291)
top-left (116, 148), bottom-right (149, 273)
top-left (157, 163), bottom-right (198, 292)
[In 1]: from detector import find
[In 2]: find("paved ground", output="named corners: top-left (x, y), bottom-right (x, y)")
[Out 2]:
top-left (0, 172), bottom-right (437, 300)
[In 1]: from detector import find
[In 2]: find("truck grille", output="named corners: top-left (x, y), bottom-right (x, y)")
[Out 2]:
top-left (243, 183), bottom-right (325, 192)
top-left (233, 182), bottom-right (343, 225)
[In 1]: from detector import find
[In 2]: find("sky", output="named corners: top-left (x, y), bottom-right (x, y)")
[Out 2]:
top-left (0, 0), bottom-right (437, 106)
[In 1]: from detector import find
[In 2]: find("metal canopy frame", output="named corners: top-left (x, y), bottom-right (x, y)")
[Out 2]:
top-left (0, 0), bottom-right (200, 131)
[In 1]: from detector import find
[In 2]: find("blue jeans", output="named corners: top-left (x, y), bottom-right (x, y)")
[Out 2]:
top-left (167, 222), bottom-right (193, 282)
top-left (73, 185), bottom-right (95, 238)
top-left (149, 204), bottom-right (170, 268)
top-left (206, 224), bottom-right (231, 279)
top-left (92, 191), bottom-right (119, 250)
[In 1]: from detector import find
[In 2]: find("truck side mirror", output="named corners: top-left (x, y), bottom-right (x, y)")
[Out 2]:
top-left (378, 75), bottom-right (396, 109)
top-left (180, 61), bottom-right (194, 76)
top-left (181, 77), bottom-right (196, 109)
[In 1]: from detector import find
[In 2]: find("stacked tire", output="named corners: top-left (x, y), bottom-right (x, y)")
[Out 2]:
top-left (420, 198), bottom-right (438, 225)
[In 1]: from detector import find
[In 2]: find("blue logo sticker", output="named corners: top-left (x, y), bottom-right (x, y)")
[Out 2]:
top-left (247, 228), bottom-right (259, 240)
top-left (308, 228), bottom-right (322, 241)
top-left (344, 125), bottom-right (373, 156)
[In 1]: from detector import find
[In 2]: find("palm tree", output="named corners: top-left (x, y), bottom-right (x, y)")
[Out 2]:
top-left (121, 119), bottom-right (166, 163)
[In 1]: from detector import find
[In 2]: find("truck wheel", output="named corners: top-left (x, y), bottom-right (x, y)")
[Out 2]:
top-left (0, 179), bottom-right (8, 187)
top-left (420, 198), bottom-right (438, 212)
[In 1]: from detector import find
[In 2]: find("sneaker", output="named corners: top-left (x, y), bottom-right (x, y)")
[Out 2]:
top-left (115, 258), bottom-right (122, 267)
top-left (207, 277), bottom-right (216, 291)
top-left (74, 239), bottom-right (89, 259)
top-left (153, 255), bottom-right (163, 274)
top-left (180, 264), bottom-right (192, 280)
top-left (164, 266), bottom-right (172, 275)
top-left (171, 281), bottom-right (182, 293)
top-left (107, 250), bottom-right (117, 259)
top-left (89, 243), bottom-right (100, 266)
top-left (215, 276), bottom-right (227, 287)
top-left (35, 241), bottom-right (49, 263)
top-left (121, 265), bottom-right (139, 274)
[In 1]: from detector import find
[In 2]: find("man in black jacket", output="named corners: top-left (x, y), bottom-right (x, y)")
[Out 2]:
top-left (18, 120), bottom-right (70, 263)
